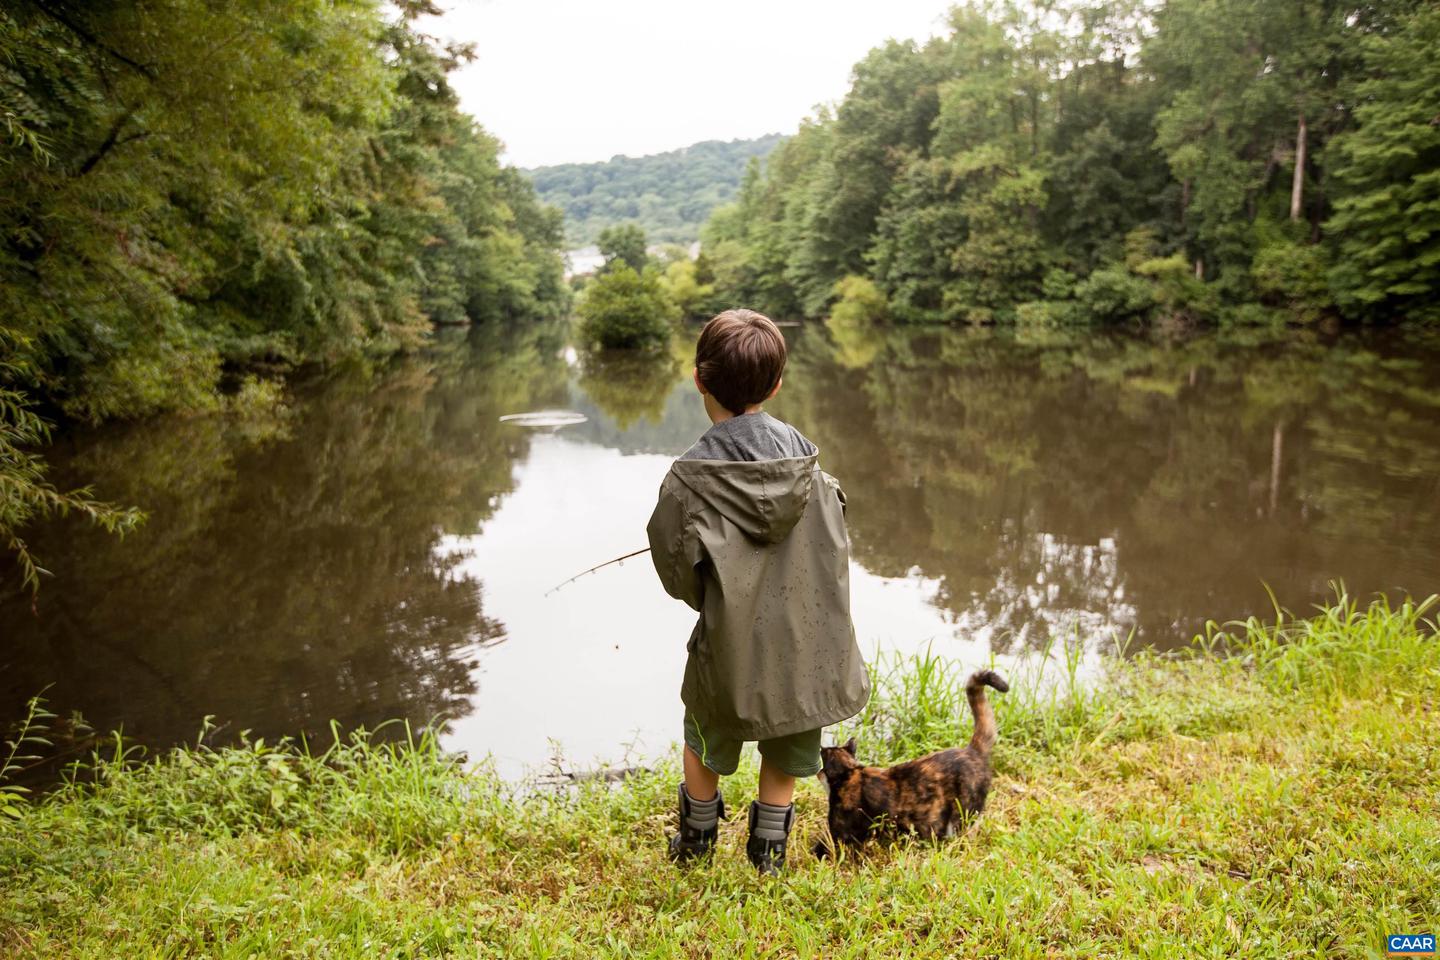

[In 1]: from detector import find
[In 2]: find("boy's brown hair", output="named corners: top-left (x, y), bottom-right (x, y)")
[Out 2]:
top-left (695, 309), bottom-right (787, 416)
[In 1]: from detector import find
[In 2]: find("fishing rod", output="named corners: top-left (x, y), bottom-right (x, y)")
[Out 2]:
top-left (545, 547), bottom-right (651, 596)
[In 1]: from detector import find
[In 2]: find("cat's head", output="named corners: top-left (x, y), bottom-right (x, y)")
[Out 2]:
top-left (817, 737), bottom-right (860, 783)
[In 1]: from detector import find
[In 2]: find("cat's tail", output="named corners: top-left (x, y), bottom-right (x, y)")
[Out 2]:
top-left (966, 670), bottom-right (1010, 756)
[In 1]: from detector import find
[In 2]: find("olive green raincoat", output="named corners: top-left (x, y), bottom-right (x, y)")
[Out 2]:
top-left (646, 448), bottom-right (871, 741)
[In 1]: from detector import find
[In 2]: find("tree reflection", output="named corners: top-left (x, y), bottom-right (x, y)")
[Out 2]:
top-left (1, 322), bottom-right (570, 751)
top-left (575, 346), bottom-right (684, 430)
top-left (773, 324), bottom-right (1440, 651)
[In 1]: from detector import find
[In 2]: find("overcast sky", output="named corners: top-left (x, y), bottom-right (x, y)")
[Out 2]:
top-left (416, 0), bottom-right (953, 169)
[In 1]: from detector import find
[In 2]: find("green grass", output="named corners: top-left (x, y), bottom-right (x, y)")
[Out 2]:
top-left (2, 592), bottom-right (1437, 957)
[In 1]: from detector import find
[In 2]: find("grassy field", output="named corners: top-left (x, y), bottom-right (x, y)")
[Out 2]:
top-left (2, 593), bottom-right (1437, 958)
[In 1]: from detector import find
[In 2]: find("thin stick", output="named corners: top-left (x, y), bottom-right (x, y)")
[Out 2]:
top-left (545, 547), bottom-right (651, 596)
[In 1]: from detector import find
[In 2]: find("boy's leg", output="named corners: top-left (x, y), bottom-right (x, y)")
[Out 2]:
top-left (747, 730), bottom-right (820, 875)
top-left (756, 757), bottom-right (796, 806)
top-left (683, 743), bottom-right (721, 801)
top-left (671, 714), bottom-right (738, 864)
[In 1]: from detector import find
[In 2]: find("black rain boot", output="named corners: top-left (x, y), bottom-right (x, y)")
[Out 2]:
top-left (669, 783), bottom-right (723, 863)
top-left (746, 799), bottom-right (794, 876)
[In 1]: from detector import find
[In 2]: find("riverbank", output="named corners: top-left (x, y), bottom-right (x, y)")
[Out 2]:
top-left (2, 593), bottom-right (1436, 957)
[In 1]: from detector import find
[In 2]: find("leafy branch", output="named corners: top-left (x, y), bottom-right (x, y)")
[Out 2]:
top-left (1, 349), bottom-right (145, 596)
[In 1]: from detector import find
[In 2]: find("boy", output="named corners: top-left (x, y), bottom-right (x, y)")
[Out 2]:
top-left (646, 309), bottom-right (870, 875)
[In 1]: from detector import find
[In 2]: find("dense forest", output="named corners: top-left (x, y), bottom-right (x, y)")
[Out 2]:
top-left (527, 135), bottom-right (787, 246)
top-left (702, 0), bottom-right (1440, 326)
top-left (0, 0), bottom-right (567, 590)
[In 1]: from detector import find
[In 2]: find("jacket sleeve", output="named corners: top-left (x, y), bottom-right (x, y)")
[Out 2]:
top-left (646, 477), bottom-right (705, 611)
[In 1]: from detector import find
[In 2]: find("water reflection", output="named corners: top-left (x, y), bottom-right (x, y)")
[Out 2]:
top-left (774, 324), bottom-right (1440, 650)
top-left (573, 346), bottom-right (686, 431)
top-left (1, 322), bottom-right (569, 756)
top-left (3, 321), bottom-right (1437, 780)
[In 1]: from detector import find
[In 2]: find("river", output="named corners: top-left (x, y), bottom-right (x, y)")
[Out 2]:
top-left (3, 320), bottom-right (1437, 780)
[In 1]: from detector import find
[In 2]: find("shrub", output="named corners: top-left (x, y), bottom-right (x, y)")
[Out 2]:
top-left (1134, 254), bottom-right (1219, 321)
top-left (657, 259), bottom-right (718, 320)
top-left (1251, 233), bottom-right (1332, 322)
top-left (1014, 300), bottom-right (1080, 327)
top-left (1073, 265), bottom-right (1156, 322)
top-left (1041, 267), bottom-right (1077, 300)
top-left (829, 275), bottom-right (888, 327)
top-left (576, 265), bottom-right (678, 350)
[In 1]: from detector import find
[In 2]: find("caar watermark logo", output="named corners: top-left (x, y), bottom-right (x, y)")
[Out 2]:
top-left (1388, 934), bottom-right (1436, 957)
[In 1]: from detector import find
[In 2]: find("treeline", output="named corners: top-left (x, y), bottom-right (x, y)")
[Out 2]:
top-left (527, 134), bottom-right (787, 246)
top-left (701, 0), bottom-right (1440, 326)
top-left (0, 0), bottom-right (566, 590)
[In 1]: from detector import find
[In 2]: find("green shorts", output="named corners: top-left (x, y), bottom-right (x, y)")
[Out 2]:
top-left (683, 711), bottom-right (822, 778)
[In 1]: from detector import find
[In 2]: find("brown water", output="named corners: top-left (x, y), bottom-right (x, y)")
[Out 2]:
top-left (3, 321), bottom-right (1438, 779)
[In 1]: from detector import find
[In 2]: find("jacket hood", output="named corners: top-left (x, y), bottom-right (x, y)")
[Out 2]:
top-left (669, 453), bottom-right (818, 544)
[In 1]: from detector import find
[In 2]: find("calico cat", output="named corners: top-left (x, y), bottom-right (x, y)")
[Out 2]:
top-left (815, 669), bottom-right (1009, 857)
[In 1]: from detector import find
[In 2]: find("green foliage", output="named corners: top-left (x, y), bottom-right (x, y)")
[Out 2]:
top-left (1073, 265), bottom-right (1157, 323)
top-left (700, 0), bottom-right (1440, 326)
top-left (1134, 253), bottom-right (1217, 321)
top-left (527, 135), bottom-right (787, 245)
top-left (945, 148), bottom-right (1050, 321)
top-left (1041, 268), bottom-right (1078, 301)
top-left (86, 722), bottom-right (474, 854)
top-left (846, 591), bottom-right (1437, 768)
top-left (1199, 590), bottom-right (1438, 701)
top-left (867, 155), bottom-right (970, 323)
top-left (1251, 226), bottom-right (1331, 323)
top-left (1325, 3), bottom-right (1440, 324)
top-left (656, 259), bottom-right (718, 320)
top-left (1123, 227), bottom-right (1216, 321)
top-left (1013, 299), bottom-right (1079, 327)
top-left (576, 265), bottom-right (678, 350)
top-left (829, 275), bottom-right (888, 328)
top-left (0, 335), bottom-right (144, 594)
top-left (597, 224), bottom-right (649, 273)
top-left (0, 1), bottom-right (565, 585)
top-left (0, 1), bottom-right (570, 362)
top-left (0, 695), bottom-right (55, 820)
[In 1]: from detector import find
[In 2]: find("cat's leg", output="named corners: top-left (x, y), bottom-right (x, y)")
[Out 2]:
top-left (816, 812), bottom-right (867, 860)
top-left (914, 820), bottom-right (943, 842)
top-left (815, 811), bottom-right (855, 859)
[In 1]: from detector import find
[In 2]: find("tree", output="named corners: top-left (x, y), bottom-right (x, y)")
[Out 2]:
top-left (576, 265), bottom-right (678, 349)
top-left (1325, 4), bottom-right (1440, 324)
top-left (0, 0), bottom-right (566, 589)
top-left (697, 0), bottom-right (1438, 328)
top-left (597, 224), bottom-right (650, 273)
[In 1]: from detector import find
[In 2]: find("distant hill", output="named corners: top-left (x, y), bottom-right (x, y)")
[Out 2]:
top-left (526, 134), bottom-right (787, 246)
